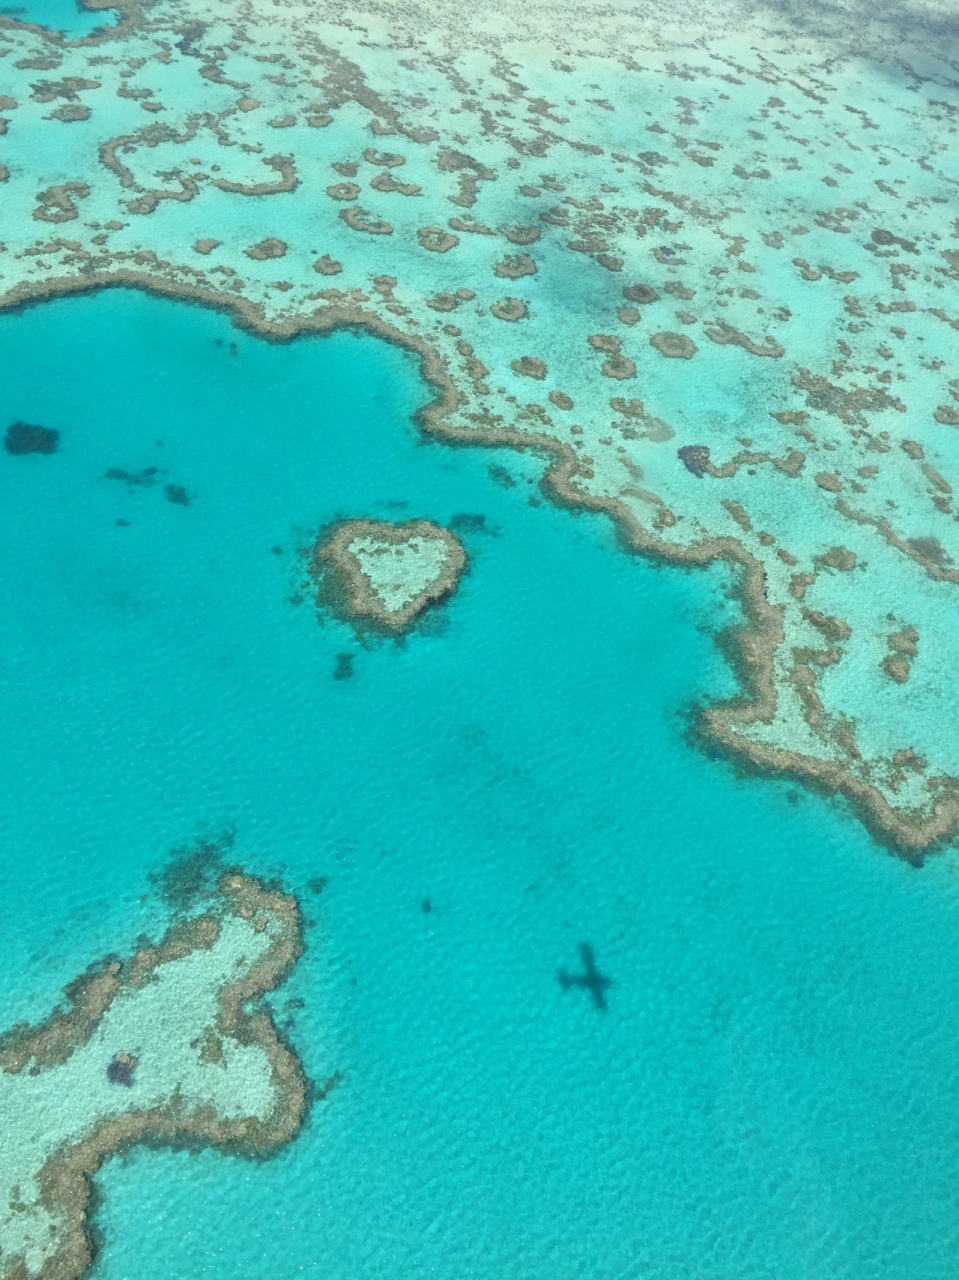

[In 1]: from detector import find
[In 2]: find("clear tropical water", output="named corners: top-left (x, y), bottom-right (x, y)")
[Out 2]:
top-left (1, 0), bottom-right (115, 36)
top-left (4, 289), bottom-right (959, 1279)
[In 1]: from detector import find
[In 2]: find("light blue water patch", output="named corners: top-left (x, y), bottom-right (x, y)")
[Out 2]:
top-left (4, 290), bottom-right (959, 1279)
top-left (0, 0), bottom-right (116, 37)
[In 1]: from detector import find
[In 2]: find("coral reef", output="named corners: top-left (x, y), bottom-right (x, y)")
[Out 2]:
top-left (1, 0), bottom-right (959, 849)
top-left (0, 873), bottom-right (306, 1280)
top-left (313, 518), bottom-right (466, 632)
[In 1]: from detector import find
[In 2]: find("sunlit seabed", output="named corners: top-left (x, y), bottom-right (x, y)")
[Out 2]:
top-left (4, 289), bottom-right (959, 1280)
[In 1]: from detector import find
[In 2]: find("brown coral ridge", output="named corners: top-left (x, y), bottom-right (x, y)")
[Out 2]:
top-left (4, 271), bottom-right (959, 854)
top-left (0, 872), bottom-right (307, 1280)
top-left (340, 207), bottom-right (393, 235)
top-left (704, 322), bottom-right (784, 358)
top-left (312, 518), bottom-right (466, 634)
top-left (212, 154), bottom-right (298, 197)
top-left (33, 182), bottom-right (89, 223)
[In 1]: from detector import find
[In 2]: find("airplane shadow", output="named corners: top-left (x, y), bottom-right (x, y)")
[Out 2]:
top-left (557, 943), bottom-right (612, 1012)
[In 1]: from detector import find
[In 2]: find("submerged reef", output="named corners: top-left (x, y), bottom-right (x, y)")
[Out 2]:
top-left (1, 0), bottom-right (959, 848)
top-left (313, 518), bottom-right (466, 632)
top-left (4, 422), bottom-right (59, 455)
top-left (0, 874), bottom-right (306, 1280)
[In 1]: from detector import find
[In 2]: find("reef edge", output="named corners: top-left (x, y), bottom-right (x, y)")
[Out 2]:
top-left (3, 269), bottom-right (957, 855)
top-left (0, 871), bottom-right (307, 1280)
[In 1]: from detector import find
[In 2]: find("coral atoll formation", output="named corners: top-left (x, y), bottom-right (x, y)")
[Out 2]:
top-left (313, 518), bottom-right (466, 632)
top-left (1, 0), bottom-right (959, 849)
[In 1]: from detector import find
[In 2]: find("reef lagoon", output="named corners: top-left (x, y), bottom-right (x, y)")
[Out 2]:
top-left (1, 0), bottom-right (115, 38)
top-left (5, 289), bottom-right (959, 1277)
top-left (4, 0), bottom-right (959, 1272)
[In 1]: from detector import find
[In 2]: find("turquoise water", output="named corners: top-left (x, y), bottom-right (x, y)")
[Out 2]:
top-left (1, 0), bottom-right (115, 36)
top-left (5, 289), bottom-right (959, 1278)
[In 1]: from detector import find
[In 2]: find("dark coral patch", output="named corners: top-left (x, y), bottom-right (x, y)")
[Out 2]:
top-left (907, 536), bottom-right (951, 565)
top-left (449, 513), bottom-right (491, 535)
top-left (623, 283), bottom-right (660, 304)
top-left (106, 466), bottom-right (160, 487)
top-left (677, 444), bottom-right (711, 477)
top-left (107, 1053), bottom-right (138, 1087)
top-left (5, 421), bottom-right (59, 454)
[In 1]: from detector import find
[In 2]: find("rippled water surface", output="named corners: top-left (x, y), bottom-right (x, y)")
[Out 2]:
top-left (5, 290), bottom-right (959, 1279)
top-left (3, 0), bottom-right (116, 35)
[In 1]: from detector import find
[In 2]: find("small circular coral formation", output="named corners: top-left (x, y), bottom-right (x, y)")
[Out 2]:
top-left (326, 181), bottom-right (360, 200)
top-left (650, 331), bottom-right (697, 359)
top-left (5, 421), bottom-right (59, 454)
top-left (245, 237), bottom-right (287, 260)
top-left (677, 444), bottom-right (712, 477)
top-left (313, 254), bottom-right (342, 275)
top-left (494, 253), bottom-right (537, 279)
top-left (623, 284), bottom-right (660, 304)
top-left (510, 356), bottom-right (547, 379)
top-left (490, 297), bottom-right (527, 321)
top-left (313, 518), bottom-right (466, 633)
top-left (417, 225), bottom-right (459, 253)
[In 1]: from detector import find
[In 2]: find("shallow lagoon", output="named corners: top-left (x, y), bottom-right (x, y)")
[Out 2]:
top-left (1, 0), bottom-right (116, 36)
top-left (4, 289), bottom-right (959, 1278)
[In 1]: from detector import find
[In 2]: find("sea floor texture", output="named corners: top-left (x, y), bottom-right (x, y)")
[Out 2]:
top-left (4, 290), bottom-right (959, 1277)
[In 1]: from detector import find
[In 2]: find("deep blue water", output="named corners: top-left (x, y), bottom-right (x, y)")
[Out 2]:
top-left (5, 289), bottom-right (959, 1278)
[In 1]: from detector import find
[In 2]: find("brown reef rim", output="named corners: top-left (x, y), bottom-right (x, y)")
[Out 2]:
top-left (312, 517), bottom-right (467, 633)
top-left (0, 873), bottom-right (307, 1280)
top-left (3, 269), bottom-right (957, 855)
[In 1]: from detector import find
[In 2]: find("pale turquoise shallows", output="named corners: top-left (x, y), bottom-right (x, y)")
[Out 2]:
top-left (4, 289), bottom-right (959, 1280)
